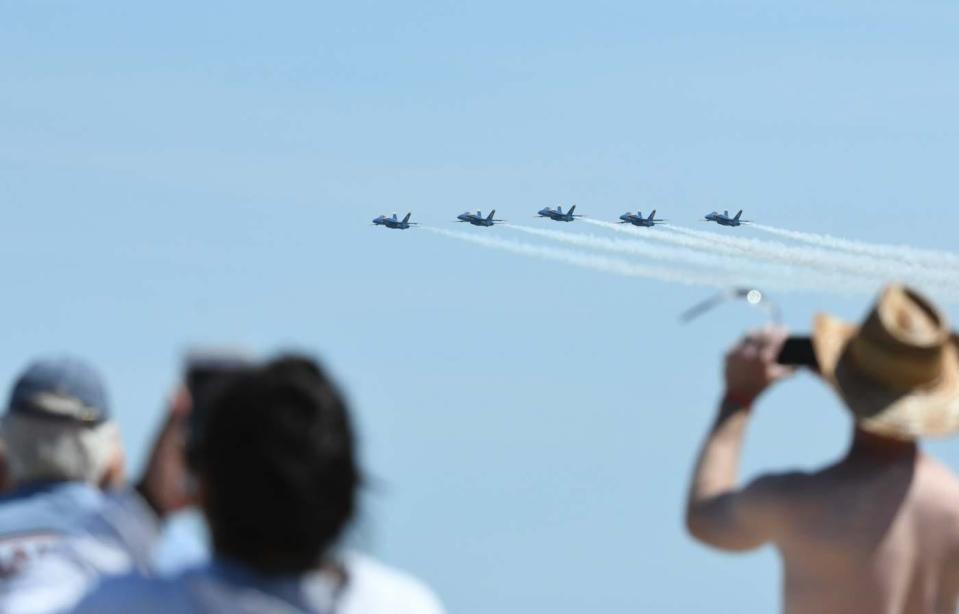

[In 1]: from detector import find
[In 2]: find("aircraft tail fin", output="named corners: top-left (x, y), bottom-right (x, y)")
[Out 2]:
top-left (568, 205), bottom-right (576, 215)
top-left (402, 213), bottom-right (412, 224)
top-left (648, 210), bottom-right (656, 220)
top-left (734, 210), bottom-right (743, 221)
top-left (487, 210), bottom-right (496, 221)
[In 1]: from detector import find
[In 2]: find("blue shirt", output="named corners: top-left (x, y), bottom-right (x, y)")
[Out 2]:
top-left (0, 488), bottom-right (160, 613)
top-left (0, 482), bottom-right (105, 578)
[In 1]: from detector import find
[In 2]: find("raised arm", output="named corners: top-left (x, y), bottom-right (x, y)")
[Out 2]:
top-left (685, 328), bottom-right (793, 551)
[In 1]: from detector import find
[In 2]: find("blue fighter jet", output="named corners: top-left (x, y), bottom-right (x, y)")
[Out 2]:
top-left (372, 212), bottom-right (416, 230)
top-left (704, 210), bottom-right (749, 227)
top-left (618, 210), bottom-right (665, 227)
top-left (456, 210), bottom-right (504, 227)
top-left (537, 205), bottom-right (582, 222)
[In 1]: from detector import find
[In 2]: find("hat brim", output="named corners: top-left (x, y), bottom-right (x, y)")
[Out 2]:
top-left (812, 314), bottom-right (959, 440)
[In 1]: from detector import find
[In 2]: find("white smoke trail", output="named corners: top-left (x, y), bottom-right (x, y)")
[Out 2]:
top-left (505, 224), bottom-right (841, 293)
top-left (750, 223), bottom-right (959, 270)
top-left (662, 224), bottom-right (959, 300)
top-left (582, 219), bottom-right (881, 294)
top-left (582, 218), bottom-right (753, 259)
top-left (582, 218), bottom-right (959, 300)
top-left (421, 227), bottom-right (728, 288)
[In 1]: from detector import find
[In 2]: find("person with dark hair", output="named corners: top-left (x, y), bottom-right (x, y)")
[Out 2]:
top-left (2, 355), bottom-right (443, 613)
top-left (187, 355), bottom-right (361, 577)
top-left (686, 285), bottom-right (959, 614)
top-left (0, 441), bottom-right (10, 494)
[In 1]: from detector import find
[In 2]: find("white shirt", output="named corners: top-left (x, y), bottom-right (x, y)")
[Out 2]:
top-left (337, 554), bottom-right (446, 614)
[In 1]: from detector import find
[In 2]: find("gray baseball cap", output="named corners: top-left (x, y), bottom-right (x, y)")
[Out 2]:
top-left (6, 356), bottom-right (111, 425)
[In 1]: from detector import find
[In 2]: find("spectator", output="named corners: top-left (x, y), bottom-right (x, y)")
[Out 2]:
top-left (4, 355), bottom-right (444, 613)
top-left (0, 441), bottom-right (10, 494)
top-left (686, 285), bottom-right (959, 613)
top-left (0, 357), bottom-right (125, 578)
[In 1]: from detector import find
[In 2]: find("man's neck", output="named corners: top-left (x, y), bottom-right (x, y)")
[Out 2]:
top-left (846, 427), bottom-right (919, 463)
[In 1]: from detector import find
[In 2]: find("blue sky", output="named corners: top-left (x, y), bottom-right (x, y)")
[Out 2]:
top-left (2, 2), bottom-right (959, 611)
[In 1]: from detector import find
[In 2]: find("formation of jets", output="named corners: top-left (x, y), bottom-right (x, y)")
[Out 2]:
top-left (372, 208), bottom-right (753, 229)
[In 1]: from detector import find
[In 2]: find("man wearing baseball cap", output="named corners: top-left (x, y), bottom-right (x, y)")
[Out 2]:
top-left (685, 285), bottom-right (959, 613)
top-left (0, 357), bottom-right (126, 576)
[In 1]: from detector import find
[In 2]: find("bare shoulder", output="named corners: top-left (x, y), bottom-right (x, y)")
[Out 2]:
top-left (740, 470), bottom-right (816, 521)
top-left (734, 471), bottom-right (816, 542)
top-left (745, 470), bottom-right (814, 499)
top-left (912, 455), bottom-right (959, 583)
top-left (919, 454), bottom-right (959, 486)
top-left (916, 454), bottom-right (959, 515)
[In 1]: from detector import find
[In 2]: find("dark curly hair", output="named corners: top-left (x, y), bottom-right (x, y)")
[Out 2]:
top-left (192, 355), bottom-right (360, 575)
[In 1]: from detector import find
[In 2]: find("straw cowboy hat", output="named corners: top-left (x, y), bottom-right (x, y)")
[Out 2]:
top-left (813, 284), bottom-right (959, 440)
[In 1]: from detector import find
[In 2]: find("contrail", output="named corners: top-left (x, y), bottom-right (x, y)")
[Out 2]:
top-left (505, 224), bottom-right (845, 293)
top-left (662, 225), bottom-right (959, 299)
top-left (750, 223), bottom-right (959, 270)
top-left (581, 219), bottom-right (879, 294)
top-left (582, 219), bottom-right (959, 300)
top-left (584, 218), bottom-right (781, 261)
top-left (421, 227), bottom-right (729, 288)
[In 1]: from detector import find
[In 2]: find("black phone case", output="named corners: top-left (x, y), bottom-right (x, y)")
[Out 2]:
top-left (777, 337), bottom-right (819, 370)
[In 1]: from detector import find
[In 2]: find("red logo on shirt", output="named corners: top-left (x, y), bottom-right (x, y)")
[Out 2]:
top-left (0, 532), bottom-right (62, 578)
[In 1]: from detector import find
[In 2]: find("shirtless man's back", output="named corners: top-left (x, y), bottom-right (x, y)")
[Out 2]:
top-left (686, 288), bottom-right (959, 614)
top-left (773, 447), bottom-right (959, 614)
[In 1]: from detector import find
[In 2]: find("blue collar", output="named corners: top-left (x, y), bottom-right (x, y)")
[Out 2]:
top-left (200, 557), bottom-right (342, 610)
top-left (0, 480), bottom-right (91, 503)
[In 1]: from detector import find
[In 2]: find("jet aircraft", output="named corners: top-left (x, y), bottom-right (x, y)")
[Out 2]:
top-left (456, 210), bottom-right (504, 227)
top-left (537, 205), bottom-right (582, 222)
top-left (372, 212), bottom-right (416, 230)
top-left (618, 210), bottom-right (664, 227)
top-left (704, 210), bottom-right (749, 227)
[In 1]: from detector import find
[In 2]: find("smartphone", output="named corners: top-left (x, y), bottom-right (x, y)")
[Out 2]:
top-left (186, 351), bottom-right (251, 407)
top-left (776, 336), bottom-right (819, 370)
top-left (184, 349), bottom-right (254, 463)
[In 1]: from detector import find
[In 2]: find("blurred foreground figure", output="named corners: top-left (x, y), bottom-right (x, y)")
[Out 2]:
top-left (0, 358), bottom-right (125, 576)
top-left (686, 285), bottom-right (959, 614)
top-left (2, 356), bottom-right (444, 613)
top-left (0, 441), bottom-right (10, 494)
